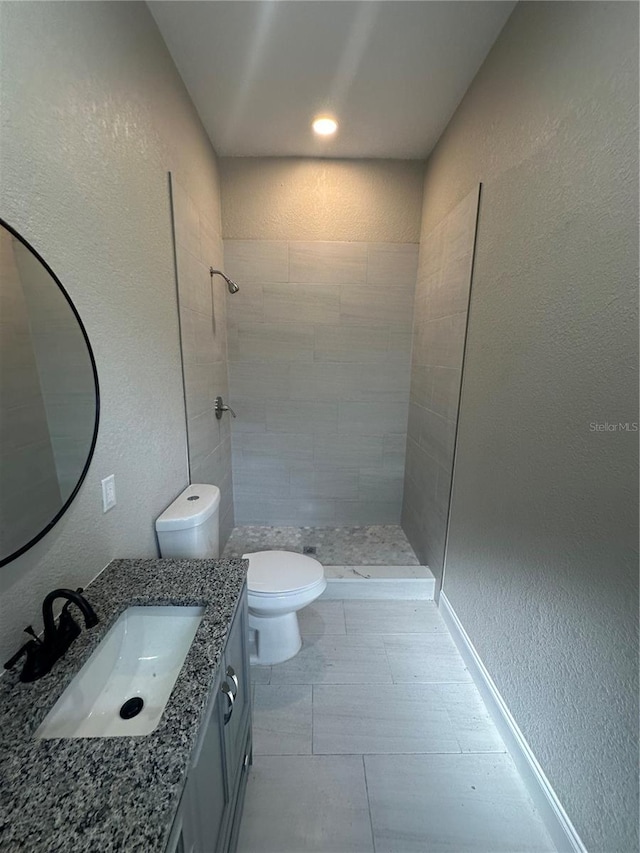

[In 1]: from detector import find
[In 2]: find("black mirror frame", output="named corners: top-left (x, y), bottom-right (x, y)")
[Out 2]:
top-left (0, 218), bottom-right (100, 567)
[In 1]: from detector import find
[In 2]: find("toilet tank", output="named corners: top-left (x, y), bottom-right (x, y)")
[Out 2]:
top-left (155, 484), bottom-right (221, 559)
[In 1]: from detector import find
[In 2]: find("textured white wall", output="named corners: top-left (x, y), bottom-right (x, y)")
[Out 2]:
top-left (220, 158), bottom-right (424, 242)
top-left (0, 1), bottom-right (223, 664)
top-left (422, 3), bottom-right (638, 850)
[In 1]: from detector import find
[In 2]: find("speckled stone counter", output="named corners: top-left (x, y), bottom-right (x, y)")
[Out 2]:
top-left (0, 557), bottom-right (247, 853)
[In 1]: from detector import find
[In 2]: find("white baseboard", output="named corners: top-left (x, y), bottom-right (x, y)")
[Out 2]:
top-left (439, 591), bottom-right (587, 853)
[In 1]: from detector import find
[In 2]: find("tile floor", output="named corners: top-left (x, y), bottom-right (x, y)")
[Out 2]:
top-left (223, 525), bottom-right (420, 566)
top-left (237, 600), bottom-right (556, 853)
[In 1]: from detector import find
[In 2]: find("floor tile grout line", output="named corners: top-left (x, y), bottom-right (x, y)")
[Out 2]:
top-left (252, 749), bottom-right (507, 757)
top-left (267, 681), bottom-right (472, 686)
top-left (304, 749), bottom-right (500, 756)
top-left (361, 754), bottom-right (377, 853)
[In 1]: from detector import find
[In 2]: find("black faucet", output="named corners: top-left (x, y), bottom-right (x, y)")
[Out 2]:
top-left (3, 588), bottom-right (99, 682)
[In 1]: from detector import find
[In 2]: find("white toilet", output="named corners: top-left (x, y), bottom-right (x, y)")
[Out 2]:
top-left (243, 549), bottom-right (326, 665)
top-left (155, 484), bottom-right (326, 665)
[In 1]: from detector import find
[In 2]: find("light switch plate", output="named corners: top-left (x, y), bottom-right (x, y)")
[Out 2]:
top-left (101, 475), bottom-right (116, 512)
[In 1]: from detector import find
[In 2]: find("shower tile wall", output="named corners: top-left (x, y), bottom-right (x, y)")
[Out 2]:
top-left (224, 240), bottom-right (418, 526)
top-left (401, 186), bottom-right (480, 578)
top-left (170, 174), bottom-right (234, 545)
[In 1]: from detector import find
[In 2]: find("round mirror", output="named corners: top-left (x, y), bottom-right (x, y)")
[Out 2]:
top-left (0, 219), bottom-right (99, 566)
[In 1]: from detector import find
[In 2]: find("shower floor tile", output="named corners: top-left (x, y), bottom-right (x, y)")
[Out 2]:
top-left (223, 524), bottom-right (420, 565)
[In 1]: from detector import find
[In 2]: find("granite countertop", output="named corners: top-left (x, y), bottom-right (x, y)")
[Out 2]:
top-left (0, 557), bottom-right (248, 853)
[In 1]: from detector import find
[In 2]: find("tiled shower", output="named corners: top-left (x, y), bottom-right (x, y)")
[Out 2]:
top-left (224, 239), bottom-right (418, 527)
top-left (402, 187), bottom-right (480, 577)
top-left (171, 169), bottom-right (480, 574)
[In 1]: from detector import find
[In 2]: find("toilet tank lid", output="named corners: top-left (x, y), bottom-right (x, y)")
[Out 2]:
top-left (155, 484), bottom-right (220, 532)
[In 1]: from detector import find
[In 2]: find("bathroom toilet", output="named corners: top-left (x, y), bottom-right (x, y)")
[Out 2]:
top-left (155, 485), bottom-right (326, 665)
top-left (243, 550), bottom-right (326, 665)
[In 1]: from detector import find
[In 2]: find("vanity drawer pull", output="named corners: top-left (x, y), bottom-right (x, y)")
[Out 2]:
top-left (221, 681), bottom-right (234, 725)
top-left (226, 665), bottom-right (239, 697)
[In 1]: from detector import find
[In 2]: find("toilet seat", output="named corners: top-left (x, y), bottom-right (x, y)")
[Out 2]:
top-left (243, 550), bottom-right (327, 666)
top-left (243, 550), bottom-right (324, 594)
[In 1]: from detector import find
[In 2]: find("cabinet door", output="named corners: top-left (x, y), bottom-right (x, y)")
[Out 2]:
top-left (187, 674), bottom-right (229, 853)
top-left (167, 587), bottom-right (252, 853)
top-left (222, 589), bottom-right (250, 793)
top-left (165, 809), bottom-right (188, 853)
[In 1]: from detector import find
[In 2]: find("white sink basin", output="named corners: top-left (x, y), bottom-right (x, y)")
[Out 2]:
top-left (36, 605), bottom-right (204, 739)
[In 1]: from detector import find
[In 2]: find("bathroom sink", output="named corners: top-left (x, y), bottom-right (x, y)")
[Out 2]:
top-left (35, 605), bottom-right (204, 739)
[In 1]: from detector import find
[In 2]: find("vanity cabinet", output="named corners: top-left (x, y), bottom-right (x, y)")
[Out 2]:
top-left (166, 586), bottom-right (252, 853)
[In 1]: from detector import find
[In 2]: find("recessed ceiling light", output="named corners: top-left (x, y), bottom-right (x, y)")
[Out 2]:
top-left (312, 116), bottom-right (338, 136)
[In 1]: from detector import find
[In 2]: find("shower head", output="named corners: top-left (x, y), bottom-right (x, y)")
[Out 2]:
top-left (209, 267), bottom-right (240, 294)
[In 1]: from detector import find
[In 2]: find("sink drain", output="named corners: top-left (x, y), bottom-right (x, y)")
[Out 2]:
top-left (120, 697), bottom-right (144, 720)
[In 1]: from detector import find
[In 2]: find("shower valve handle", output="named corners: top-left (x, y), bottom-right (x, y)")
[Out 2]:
top-left (215, 396), bottom-right (236, 420)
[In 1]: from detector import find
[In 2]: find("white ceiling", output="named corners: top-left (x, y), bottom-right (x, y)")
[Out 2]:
top-left (149, 1), bottom-right (515, 160)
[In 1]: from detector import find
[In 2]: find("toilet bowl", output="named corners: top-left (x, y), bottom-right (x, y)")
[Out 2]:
top-left (155, 486), bottom-right (326, 666)
top-left (244, 550), bottom-right (326, 665)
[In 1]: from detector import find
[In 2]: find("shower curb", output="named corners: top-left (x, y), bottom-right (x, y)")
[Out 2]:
top-left (319, 565), bottom-right (435, 600)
